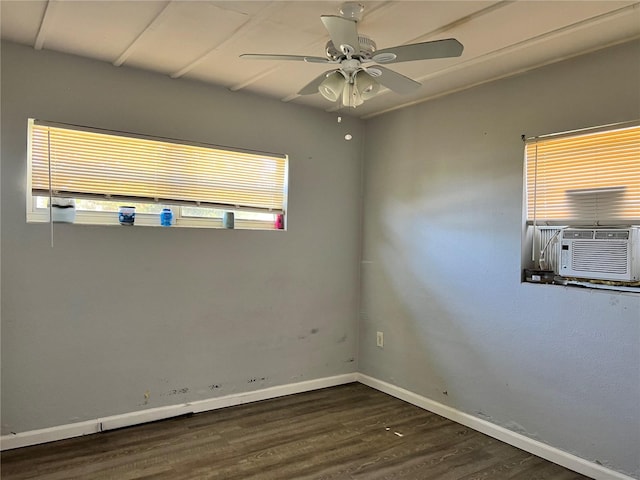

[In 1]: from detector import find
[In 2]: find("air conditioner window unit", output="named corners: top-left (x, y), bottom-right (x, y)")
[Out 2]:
top-left (557, 227), bottom-right (640, 282)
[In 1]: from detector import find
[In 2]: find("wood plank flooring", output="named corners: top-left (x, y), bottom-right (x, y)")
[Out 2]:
top-left (1, 383), bottom-right (591, 480)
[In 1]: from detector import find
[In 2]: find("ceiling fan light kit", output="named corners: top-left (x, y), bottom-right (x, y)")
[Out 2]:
top-left (355, 70), bottom-right (379, 98)
top-left (240, 3), bottom-right (463, 109)
top-left (319, 71), bottom-right (345, 102)
top-left (342, 70), bottom-right (379, 107)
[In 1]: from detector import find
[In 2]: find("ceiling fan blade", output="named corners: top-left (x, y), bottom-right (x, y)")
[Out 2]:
top-left (298, 70), bottom-right (338, 95)
top-left (321, 15), bottom-right (360, 55)
top-left (368, 66), bottom-right (421, 94)
top-left (372, 38), bottom-right (463, 64)
top-left (240, 54), bottom-right (329, 63)
top-left (304, 56), bottom-right (333, 64)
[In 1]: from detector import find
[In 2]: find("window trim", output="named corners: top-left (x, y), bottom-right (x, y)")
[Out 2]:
top-left (523, 119), bottom-right (639, 144)
top-left (524, 120), bottom-right (640, 226)
top-left (26, 119), bottom-right (287, 230)
top-left (28, 119), bottom-right (288, 213)
top-left (28, 197), bottom-right (280, 230)
top-left (522, 120), bottom-right (640, 292)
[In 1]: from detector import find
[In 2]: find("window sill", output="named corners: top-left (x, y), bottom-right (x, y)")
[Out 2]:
top-left (27, 213), bottom-right (283, 231)
top-left (523, 278), bottom-right (639, 295)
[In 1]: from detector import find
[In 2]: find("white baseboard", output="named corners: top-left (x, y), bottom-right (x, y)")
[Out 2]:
top-left (357, 373), bottom-right (636, 480)
top-left (2, 372), bottom-right (636, 480)
top-left (0, 373), bottom-right (357, 451)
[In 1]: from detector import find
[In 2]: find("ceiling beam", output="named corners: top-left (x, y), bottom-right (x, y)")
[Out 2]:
top-left (409, 3), bottom-right (640, 95)
top-left (281, 92), bottom-right (300, 103)
top-left (113, 1), bottom-right (173, 67)
top-left (229, 66), bottom-right (282, 92)
top-left (362, 35), bottom-right (640, 121)
top-left (406, 1), bottom-right (514, 45)
top-left (361, 3), bottom-right (640, 119)
top-left (34, 0), bottom-right (58, 50)
top-left (170, 2), bottom-right (288, 79)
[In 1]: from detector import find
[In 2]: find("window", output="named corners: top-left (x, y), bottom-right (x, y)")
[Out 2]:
top-left (27, 120), bottom-right (288, 230)
top-left (522, 121), bottom-right (640, 291)
top-left (525, 121), bottom-right (640, 226)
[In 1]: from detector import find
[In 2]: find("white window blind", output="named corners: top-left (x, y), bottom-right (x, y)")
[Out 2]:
top-left (525, 122), bottom-right (640, 225)
top-left (29, 120), bottom-right (288, 213)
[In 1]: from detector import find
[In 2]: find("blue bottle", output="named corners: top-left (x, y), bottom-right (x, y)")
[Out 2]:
top-left (160, 208), bottom-right (173, 226)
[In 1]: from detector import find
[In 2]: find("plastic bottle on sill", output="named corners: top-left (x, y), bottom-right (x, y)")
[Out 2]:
top-left (160, 208), bottom-right (173, 227)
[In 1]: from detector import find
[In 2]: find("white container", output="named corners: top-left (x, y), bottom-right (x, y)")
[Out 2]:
top-left (51, 205), bottom-right (76, 223)
top-left (51, 198), bottom-right (76, 223)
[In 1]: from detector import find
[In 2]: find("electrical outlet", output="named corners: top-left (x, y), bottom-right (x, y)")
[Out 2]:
top-left (376, 331), bottom-right (384, 348)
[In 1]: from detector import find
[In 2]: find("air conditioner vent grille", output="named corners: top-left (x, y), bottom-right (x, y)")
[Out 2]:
top-left (563, 230), bottom-right (594, 239)
top-left (571, 241), bottom-right (629, 274)
top-left (594, 230), bottom-right (630, 240)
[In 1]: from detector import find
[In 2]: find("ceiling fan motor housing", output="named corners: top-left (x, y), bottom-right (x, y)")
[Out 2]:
top-left (325, 35), bottom-right (377, 61)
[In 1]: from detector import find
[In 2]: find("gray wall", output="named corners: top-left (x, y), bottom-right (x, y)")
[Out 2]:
top-left (1, 42), bottom-right (362, 433)
top-left (359, 40), bottom-right (640, 478)
top-left (3, 37), bottom-right (639, 479)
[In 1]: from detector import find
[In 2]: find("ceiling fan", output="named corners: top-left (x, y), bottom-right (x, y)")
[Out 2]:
top-left (240, 2), bottom-right (463, 108)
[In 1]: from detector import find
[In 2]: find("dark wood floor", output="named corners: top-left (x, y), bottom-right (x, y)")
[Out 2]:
top-left (1, 383), bottom-right (590, 480)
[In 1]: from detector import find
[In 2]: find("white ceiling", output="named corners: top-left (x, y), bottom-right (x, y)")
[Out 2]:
top-left (2, 1), bottom-right (639, 118)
